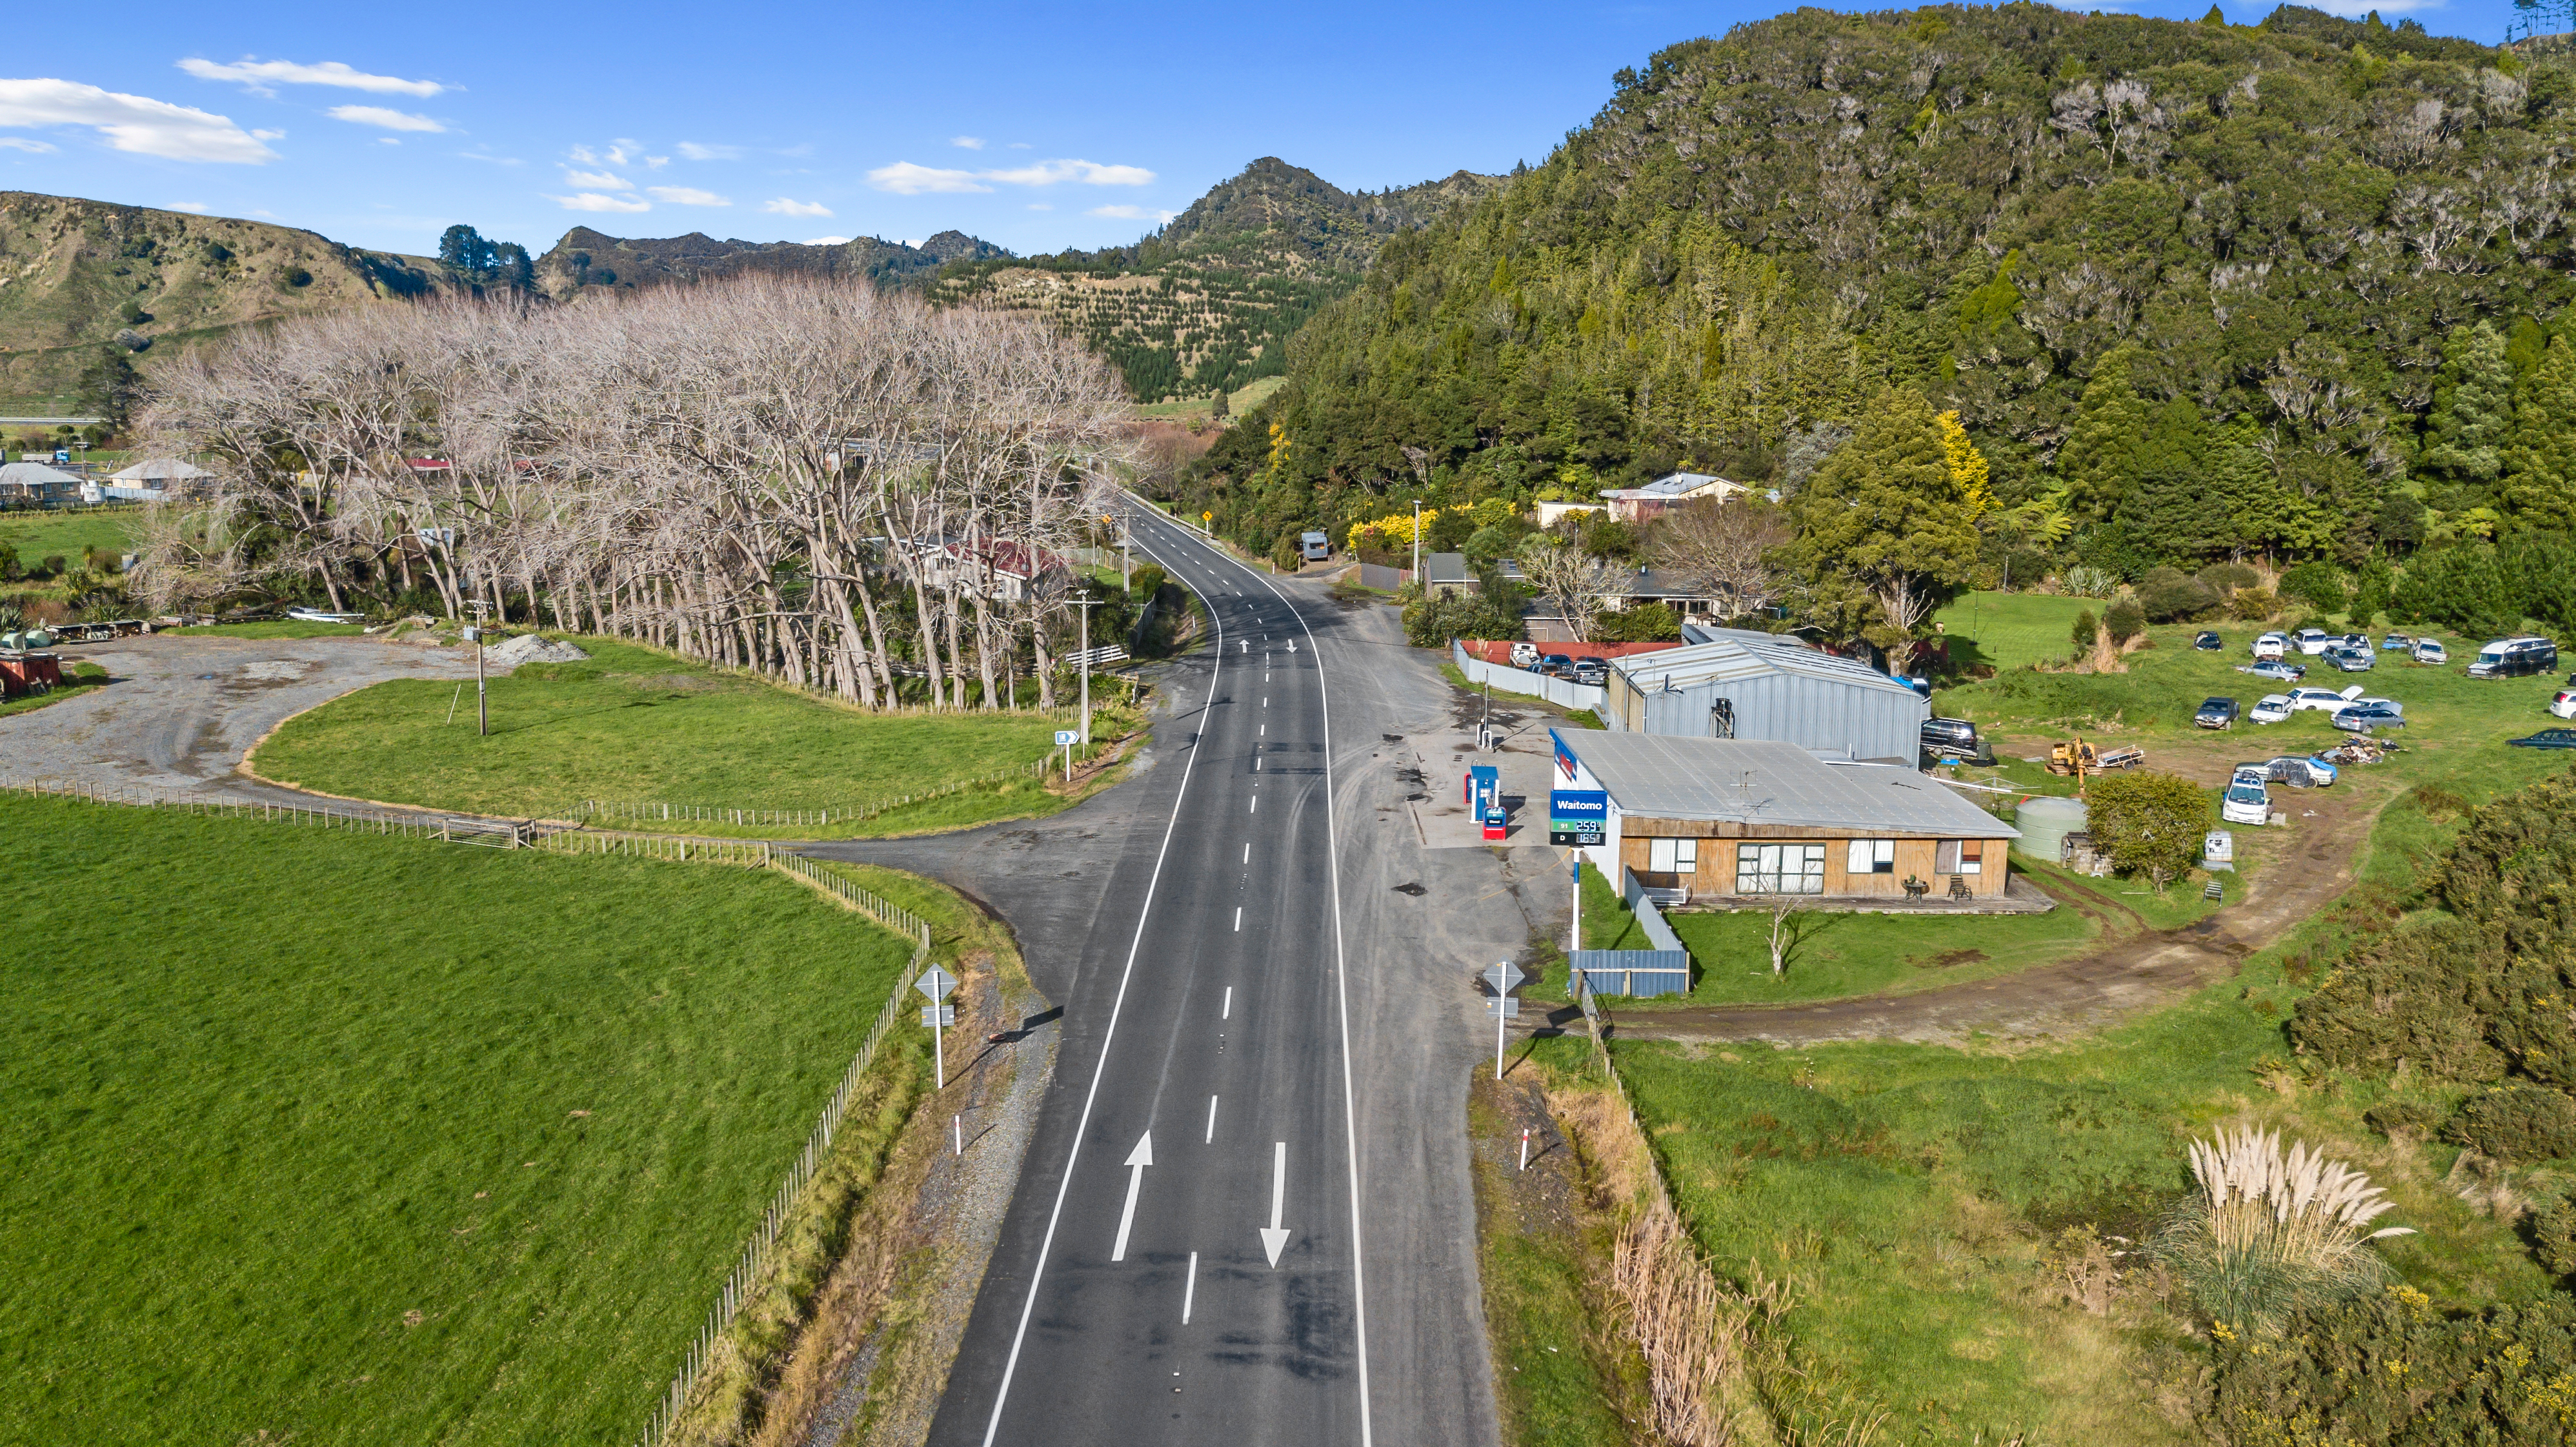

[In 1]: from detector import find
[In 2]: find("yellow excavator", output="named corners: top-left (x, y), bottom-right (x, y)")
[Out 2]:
top-left (2046, 737), bottom-right (2146, 782)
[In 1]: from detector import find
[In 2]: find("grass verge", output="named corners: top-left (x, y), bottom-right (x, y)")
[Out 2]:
top-left (0, 793), bottom-right (928, 1447)
top-left (248, 637), bottom-right (1116, 835)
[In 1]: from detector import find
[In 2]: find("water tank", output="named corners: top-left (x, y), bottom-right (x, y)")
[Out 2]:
top-left (2013, 795), bottom-right (2087, 862)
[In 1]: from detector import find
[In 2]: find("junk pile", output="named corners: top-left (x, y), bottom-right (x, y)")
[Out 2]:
top-left (485, 634), bottom-right (591, 667)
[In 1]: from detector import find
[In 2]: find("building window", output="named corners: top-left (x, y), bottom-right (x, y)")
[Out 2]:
top-left (1736, 842), bottom-right (1825, 895)
top-left (1846, 839), bottom-right (1895, 875)
top-left (1648, 837), bottom-right (1700, 873)
top-left (1935, 840), bottom-right (1987, 876)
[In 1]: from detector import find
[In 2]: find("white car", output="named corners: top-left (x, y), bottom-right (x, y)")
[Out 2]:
top-left (2344, 695), bottom-right (2403, 716)
top-left (2550, 688), bottom-right (2576, 720)
top-left (2294, 628), bottom-right (2333, 655)
top-left (2250, 694), bottom-right (2293, 724)
top-left (2413, 639), bottom-right (2448, 665)
top-left (2251, 632), bottom-right (2288, 661)
top-left (2221, 767), bottom-right (2271, 826)
top-left (2285, 685), bottom-right (2363, 713)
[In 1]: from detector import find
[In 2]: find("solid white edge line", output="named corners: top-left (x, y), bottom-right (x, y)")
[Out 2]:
top-left (976, 527), bottom-right (1227, 1447)
top-left (1123, 492), bottom-right (1376, 1447)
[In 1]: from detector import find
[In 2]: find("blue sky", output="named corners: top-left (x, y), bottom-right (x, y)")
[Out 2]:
top-left (0, 0), bottom-right (2532, 259)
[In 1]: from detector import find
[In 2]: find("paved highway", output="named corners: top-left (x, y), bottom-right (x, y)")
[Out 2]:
top-left (923, 502), bottom-right (1373, 1446)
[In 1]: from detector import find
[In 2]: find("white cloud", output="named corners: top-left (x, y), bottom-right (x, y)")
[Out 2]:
top-left (1089, 204), bottom-right (1176, 222)
top-left (0, 79), bottom-right (276, 163)
top-left (178, 57), bottom-right (442, 97)
top-left (377, 137), bottom-right (400, 145)
top-left (985, 158), bottom-right (1155, 187)
top-left (950, 136), bottom-right (985, 150)
top-left (676, 141), bottom-right (738, 161)
top-left (565, 168), bottom-right (634, 190)
top-left (1007, 141), bottom-right (1031, 149)
top-left (457, 150), bottom-right (519, 165)
top-left (0, 136), bottom-right (55, 152)
top-left (570, 141), bottom-right (647, 167)
top-left (647, 185), bottom-right (729, 205)
top-left (866, 161), bottom-right (989, 194)
top-left (168, 201), bottom-right (210, 212)
top-left (645, 155), bottom-right (669, 169)
top-left (1027, 203), bottom-right (1052, 211)
top-left (250, 128), bottom-right (285, 140)
top-left (328, 104), bottom-right (444, 133)
top-left (549, 192), bottom-right (652, 213)
top-left (763, 196), bottom-right (834, 217)
top-left (803, 235), bottom-right (851, 245)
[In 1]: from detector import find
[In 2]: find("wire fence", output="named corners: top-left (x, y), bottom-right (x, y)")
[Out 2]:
top-left (635, 907), bottom-right (931, 1447)
top-left (561, 758), bottom-right (1055, 832)
top-left (532, 830), bottom-right (774, 865)
top-left (769, 853), bottom-right (932, 941)
top-left (0, 777), bottom-right (532, 845)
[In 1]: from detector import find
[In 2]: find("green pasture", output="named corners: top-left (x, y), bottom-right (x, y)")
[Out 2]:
top-left (0, 507), bottom-right (145, 572)
top-left (171, 619), bottom-right (376, 638)
top-left (1933, 591), bottom-right (2100, 671)
top-left (0, 793), bottom-right (929, 1447)
top-left (250, 638), bottom-right (1076, 833)
top-left (1578, 750), bottom-right (2573, 1445)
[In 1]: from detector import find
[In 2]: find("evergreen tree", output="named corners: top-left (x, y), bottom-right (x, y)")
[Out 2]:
top-left (1786, 387), bottom-right (1980, 656)
top-left (2056, 348), bottom-right (2151, 521)
top-left (2420, 321), bottom-right (2513, 491)
top-left (2117, 398), bottom-right (2235, 562)
top-left (2505, 334), bottom-right (2576, 532)
top-left (74, 348), bottom-right (142, 431)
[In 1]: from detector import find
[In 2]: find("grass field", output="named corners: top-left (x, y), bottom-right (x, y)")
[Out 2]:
top-left (1933, 591), bottom-right (2100, 671)
top-left (0, 793), bottom-right (931, 1447)
top-left (250, 638), bottom-right (1082, 833)
top-left (1133, 374), bottom-right (1287, 420)
top-left (1571, 747), bottom-right (2572, 1444)
top-left (0, 507), bottom-right (145, 573)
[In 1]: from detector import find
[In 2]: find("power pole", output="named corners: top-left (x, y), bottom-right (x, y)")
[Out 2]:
top-left (1411, 498), bottom-right (1422, 588)
top-left (1070, 596), bottom-right (1104, 745)
top-left (463, 598), bottom-right (492, 736)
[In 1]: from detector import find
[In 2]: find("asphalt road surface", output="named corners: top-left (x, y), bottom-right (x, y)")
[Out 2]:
top-left (807, 503), bottom-right (1536, 1447)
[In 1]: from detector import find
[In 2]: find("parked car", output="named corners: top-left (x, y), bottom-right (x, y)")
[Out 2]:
top-left (2324, 645), bottom-right (2375, 673)
top-left (2255, 754), bottom-right (2339, 787)
top-left (1538, 653), bottom-right (1576, 678)
top-left (2338, 633), bottom-right (2370, 651)
top-left (2195, 696), bottom-right (2240, 729)
top-left (2381, 633), bottom-right (2413, 651)
top-left (2286, 685), bottom-right (2362, 712)
top-left (2550, 687), bottom-right (2576, 720)
top-left (2412, 638), bottom-right (2448, 665)
top-left (1922, 716), bottom-right (1981, 750)
top-left (2238, 660), bottom-right (2307, 682)
top-left (1509, 641), bottom-right (1540, 670)
top-left (2249, 694), bottom-right (2293, 724)
top-left (2344, 695), bottom-right (2404, 714)
top-left (2331, 701), bottom-right (2408, 733)
top-left (2294, 628), bottom-right (2333, 654)
top-left (2509, 727), bottom-right (2576, 749)
top-left (2193, 631), bottom-right (2223, 651)
top-left (2470, 636), bottom-right (2560, 678)
top-left (1571, 658), bottom-right (1610, 686)
top-left (2251, 632), bottom-right (2288, 660)
top-left (2221, 767), bottom-right (2272, 825)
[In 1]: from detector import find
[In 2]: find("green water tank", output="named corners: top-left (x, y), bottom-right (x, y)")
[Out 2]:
top-left (2013, 795), bottom-right (2087, 862)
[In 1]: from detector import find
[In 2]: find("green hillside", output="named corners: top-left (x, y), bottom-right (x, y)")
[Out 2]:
top-left (1173, 5), bottom-right (2572, 562)
top-left (927, 157), bottom-right (1502, 401)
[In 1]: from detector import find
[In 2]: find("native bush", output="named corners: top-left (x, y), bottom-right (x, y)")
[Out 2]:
top-left (2139, 566), bottom-right (2220, 622)
top-left (2103, 596), bottom-right (2145, 645)
top-left (2447, 1085), bottom-right (2576, 1164)
top-left (2070, 607), bottom-right (2098, 653)
top-left (2084, 770), bottom-right (2206, 890)
top-left (2204, 1289), bottom-right (2576, 1445)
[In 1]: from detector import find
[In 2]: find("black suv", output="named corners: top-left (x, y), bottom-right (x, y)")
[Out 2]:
top-left (1920, 716), bottom-right (1991, 764)
top-left (2193, 631), bottom-right (2223, 651)
top-left (2195, 696), bottom-right (2240, 729)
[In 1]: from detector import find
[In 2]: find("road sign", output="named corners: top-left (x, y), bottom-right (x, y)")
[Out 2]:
top-left (916, 965), bottom-right (957, 1088)
top-left (1484, 997), bottom-right (1521, 1017)
top-left (920, 1003), bottom-right (956, 1026)
top-left (1484, 961), bottom-right (1527, 994)
top-left (914, 965), bottom-right (957, 1002)
top-left (1054, 729), bottom-right (1080, 746)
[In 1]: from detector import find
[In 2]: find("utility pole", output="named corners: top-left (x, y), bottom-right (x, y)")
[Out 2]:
top-left (1411, 498), bottom-right (1422, 588)
top-left (1070, 596), bottom-right (1104, 745)
top-left (463, 599), bottom-right (492, 736)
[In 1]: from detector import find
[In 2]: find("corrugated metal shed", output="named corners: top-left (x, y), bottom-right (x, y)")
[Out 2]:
top-left (1605, 636), bottom-right (1927, 760)
top-left (1560, 732), bottom-right (2017, 838)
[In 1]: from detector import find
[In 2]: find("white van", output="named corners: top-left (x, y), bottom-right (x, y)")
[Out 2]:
top-left (2294, 628), bottom-right (2333, 655)
top-left (2221, 767), bottom-right (2271, 826)
top-left (2250, 632), bottom-right (2286, 660)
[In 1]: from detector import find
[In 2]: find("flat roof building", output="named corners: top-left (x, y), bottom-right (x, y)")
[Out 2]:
top-left (1551, 729), bottom-right (2019, 901)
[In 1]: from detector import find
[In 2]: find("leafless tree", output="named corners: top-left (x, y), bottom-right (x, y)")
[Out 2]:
top-left (1516, 533), bottom-right (1622, 642)
top-left (136, 274), bottom-right (1136, 711)
top-left (1653, 496), bottom-right (1791, 620)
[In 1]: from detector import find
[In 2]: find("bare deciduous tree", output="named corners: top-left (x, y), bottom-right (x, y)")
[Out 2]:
top-left (1653, 496), bottom-right (1791, 620)
top-left (1516, 533), bottom-right (1621, 642)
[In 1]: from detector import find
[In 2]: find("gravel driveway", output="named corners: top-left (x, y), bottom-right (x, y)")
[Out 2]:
top-left (0, 633), bottom-right (476, 798)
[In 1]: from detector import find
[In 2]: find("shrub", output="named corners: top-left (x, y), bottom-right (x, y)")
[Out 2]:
top-left (1402, 587), bottom-right (1522, 649)
top-left (2070, 607), bottom-right (2098, 652)
top-left (2229, 585), bottom-right (2277, 621)
top-left (2139, 566), bottom-right (2221, 622)
top-left (1594, 602), bottom-right (1682, 642)
top-left (2198, 561), bottom-right (2262, 596)
top-left (2447, 1085), bottom-right (2576, 1163)
top-left (2532, 1191), bottom-right (2576, 1276)
top-left (2102, 595), bottom-right (2145, 644)
top-left (2280, 560), bottom-right (2348, 616)
top-left (2363, 1101), bottom-right (2443, 1141)
top-left (2061, 564), bottom-right (2118, 598)
top-left (1271, 531), bottom-right (1300, 572)
top-left (2206, 1289), bottom-right (2576, 1442)
top-left (2084, 770), bottom-right (2207, 889)
top-left (39, 554), bottom-right (64, 578)
top-left (2153, 1126), bottom-right (2413, 1335)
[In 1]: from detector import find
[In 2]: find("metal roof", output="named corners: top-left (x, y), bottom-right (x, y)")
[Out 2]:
top-left (109, 458), bottom-right (210, 482)
top-left (1425, 551), bottom-right (1472, 585)
top-left (1560, 731), bottom-right (2018, 837)
top-left (1612, 635), bottom-right (1917, 697)
top-left (0, 461), bottom-right (77, 485)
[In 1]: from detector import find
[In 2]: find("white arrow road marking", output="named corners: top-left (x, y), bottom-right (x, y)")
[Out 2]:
top-left (1260, 1140), bottom-right (1291, 1268)
top-left (1112, 1130), bottom-right (1153, 1262)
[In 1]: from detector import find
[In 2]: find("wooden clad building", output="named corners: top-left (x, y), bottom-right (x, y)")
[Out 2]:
top-left (1550, 729), bottom-right (2018, 901)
